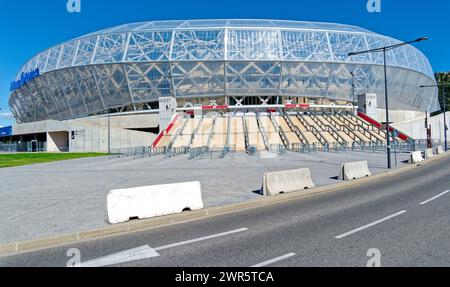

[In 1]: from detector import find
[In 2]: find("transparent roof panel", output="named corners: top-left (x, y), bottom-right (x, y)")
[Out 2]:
top-left (269, 20), bottom-right (318, 29)
top-left (76, 19), bottom-right (375, 39)
top-left (15, 19), bottom-right (434, 82)
top-left (227, 19), bottom-right (276, 27)
top-left (177, 19), bottom-right (229, 28)
top-left (115, 22), bottom-right (150, 31)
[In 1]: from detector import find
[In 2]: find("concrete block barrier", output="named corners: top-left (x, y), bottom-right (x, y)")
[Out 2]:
top-left (435, 145), bottom-right (444, 155)
top-left (409, 151), bottom-right (424, 164)
top-left (107, 182), bottom-right (204, 224)
top-left (262, 168), bottom-right (315, 196)
top-left (424, 148), bottom-right (434, 159)
top-left (339, 161), bottom-right (372, 181)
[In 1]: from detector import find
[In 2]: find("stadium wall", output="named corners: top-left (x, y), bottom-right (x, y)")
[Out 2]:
top-left (391, 111), bottom-right (450, 141)
top-left (12, 119), bottom-right (156, 153)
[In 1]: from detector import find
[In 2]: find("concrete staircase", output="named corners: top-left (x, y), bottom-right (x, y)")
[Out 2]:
top-left (156, 111), bottom-right (398, 153)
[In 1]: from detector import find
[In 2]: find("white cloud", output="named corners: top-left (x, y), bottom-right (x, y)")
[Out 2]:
top-left (0, 112), bottom-right (13, 120)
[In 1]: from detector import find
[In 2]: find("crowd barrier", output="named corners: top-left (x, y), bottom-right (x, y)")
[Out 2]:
top-left (340, 160), bottom-right (372, 181)
top-left (262, 168), bottom-right (315, 196)
top-left (107, 181), bottom-right (204, 224)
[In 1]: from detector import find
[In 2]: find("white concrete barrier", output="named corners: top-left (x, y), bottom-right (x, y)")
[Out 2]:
top-left (435, 145), bottom-right (444, 155)
top-left (262, 168), bottom-right (315, 196)
top-left (107, 182), bottom-right (203, 224)
top-left (339, 161), bottom-right (372, 181)
top-left (424, 148), bottom-right (434, 159)
top-left (409, 151), bottom-right (424, 164)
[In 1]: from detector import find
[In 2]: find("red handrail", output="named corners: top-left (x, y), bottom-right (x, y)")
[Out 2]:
top-left (152, 114), bottom-right (180, 148)
top-left (357, 111), bottom-right (411, 142)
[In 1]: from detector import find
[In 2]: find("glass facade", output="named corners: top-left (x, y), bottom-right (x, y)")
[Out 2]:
top-left (10, 19), bottom-right (438, 123)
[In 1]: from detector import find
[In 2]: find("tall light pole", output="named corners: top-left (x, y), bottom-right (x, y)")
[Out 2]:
top-left (348, 37), bottom-right (428, 169)
top-left (108, 109), bottom-right (111, 154)
top-left (349, 71), bottom-right (356, 114)
top-left (420, 83), bottom-right (448, 151)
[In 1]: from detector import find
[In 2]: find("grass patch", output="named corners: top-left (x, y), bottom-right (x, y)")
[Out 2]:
top-left (0, 153), bottom-right (108, 168)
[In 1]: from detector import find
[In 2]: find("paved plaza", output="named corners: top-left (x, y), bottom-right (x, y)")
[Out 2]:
top-left (0, 150), bottom-right (410, 244)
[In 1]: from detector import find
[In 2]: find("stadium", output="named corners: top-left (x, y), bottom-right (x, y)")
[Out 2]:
top-left (3, 19), bottom-right (440, 153)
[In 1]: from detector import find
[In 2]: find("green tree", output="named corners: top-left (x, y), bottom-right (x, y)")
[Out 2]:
top-left (432, 72), bottom-right (450, 116)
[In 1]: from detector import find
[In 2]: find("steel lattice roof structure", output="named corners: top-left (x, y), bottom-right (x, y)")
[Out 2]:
top-left (9, 19), bottom-right (438, 123)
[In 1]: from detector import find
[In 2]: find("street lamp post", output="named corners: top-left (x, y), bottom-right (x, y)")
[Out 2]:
top-left (444, 85), bottom-right (448, 151)
top-left (383, 47), bottom-right (392, 168)
top-left (108, 109), bottom-right (111, 155)
top-left (348, 37), bottom-right (428, 169)
top-left (420, 83), bottom-right (448, 151)
top-left (350, 71), bottom-right (356, 115)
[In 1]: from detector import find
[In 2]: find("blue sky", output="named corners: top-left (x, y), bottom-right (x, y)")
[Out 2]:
top-left (1, 0), bottom-right (449, 126)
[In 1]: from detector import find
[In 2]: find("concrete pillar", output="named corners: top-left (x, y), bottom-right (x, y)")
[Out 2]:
top-left (159, 97), bottom-right (178, 133)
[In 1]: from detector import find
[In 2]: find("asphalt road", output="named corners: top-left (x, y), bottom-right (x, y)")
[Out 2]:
top-left (1, 155), bottom-right (449, 267)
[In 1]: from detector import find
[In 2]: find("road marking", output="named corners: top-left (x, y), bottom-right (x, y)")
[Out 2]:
top-left (78, 245), bottom-right (160, 267)
top-left (154, 228), bottom-right (248, 251)
top-left (76, 228), bottom-right (248, 267)
top-left (251, 253), bottom-right (296, 267)
top-left (335, 210), bottom-right (407, 239)
top-left (419, 190), bottom-right (449, 205)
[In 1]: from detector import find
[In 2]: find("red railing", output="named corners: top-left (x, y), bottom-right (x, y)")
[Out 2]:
top-left (357, 111), bottom-right (411, 142)
top-left (151, 114), bottom-right (180, 148)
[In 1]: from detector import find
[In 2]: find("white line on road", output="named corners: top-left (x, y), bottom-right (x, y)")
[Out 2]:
top-left (77, 245), bottom-right (160, 267)
top-left (335, 210), bottom-right (407, 239)
top-left (251, 253), bottom-right (296, 267)
top-left (419, 190), bottom-right (450, 205)
top-left (76, 228), bottom-right (248, 267)
top-left (154, 228), bottom-right (248, 251)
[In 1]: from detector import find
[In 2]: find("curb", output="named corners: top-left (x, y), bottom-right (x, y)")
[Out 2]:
top-left (1, 152), bottom-right (449, 257)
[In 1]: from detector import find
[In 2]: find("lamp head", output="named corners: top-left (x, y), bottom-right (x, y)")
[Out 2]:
top-left (416, 37), bottom-right (428, 42)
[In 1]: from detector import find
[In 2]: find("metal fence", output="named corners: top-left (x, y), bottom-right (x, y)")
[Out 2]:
top-left (111, 146), bottom-right (158, 159)
top-left (110, 146), bottom-right (192, 159)
top-left (189, 146), bottom-right (210, 159)
top-left (164, 146), bottom-right (190, 158)
top-left (0, 142), bottom-right (46, 153)
top-left (268, 144), bottom-right (287, 155)
top-left (0, 144), bottom-right (17, 152)
top-left (187, 146), bottom-right (240, 160)
top-left (290, 141), bottom-right (415, 154)
top-left (247, 146), bottom-right (257, 156)
top-left (107, 139), bottom-right (448, 160)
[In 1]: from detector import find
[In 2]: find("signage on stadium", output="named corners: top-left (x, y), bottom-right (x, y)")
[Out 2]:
top-left (0, 126), bottom-right (12, 137)
top-left (10, 68), bottom-right (40, 92)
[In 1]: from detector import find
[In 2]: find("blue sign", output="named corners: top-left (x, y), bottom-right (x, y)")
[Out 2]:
top-left (10, 68), bottom-right (40, 92)
top-left (0, 126), bottom-right (12, 137)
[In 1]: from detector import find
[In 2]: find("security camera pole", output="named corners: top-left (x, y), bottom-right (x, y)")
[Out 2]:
top-left (348, 37), bottom-right (428, 169)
